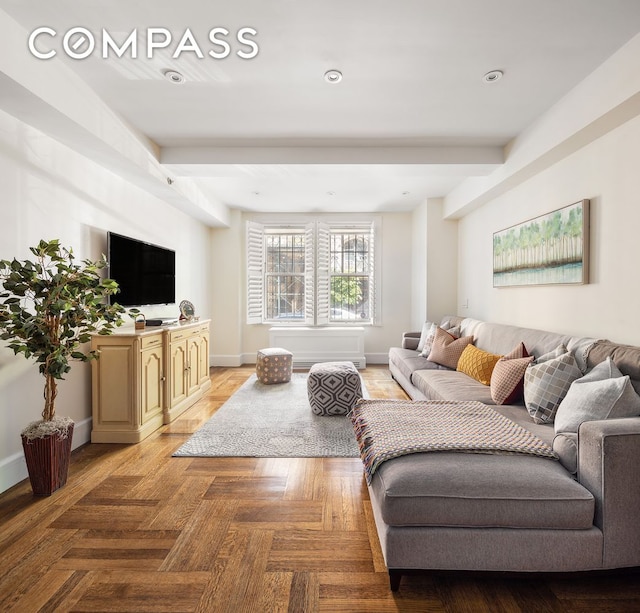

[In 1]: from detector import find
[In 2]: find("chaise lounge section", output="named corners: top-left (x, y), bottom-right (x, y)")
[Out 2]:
top-left (362, 316), bottom-right (640, 590)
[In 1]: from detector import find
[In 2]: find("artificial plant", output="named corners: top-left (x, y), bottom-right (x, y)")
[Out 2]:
top-left (0, 239), bottom-right (125, 434)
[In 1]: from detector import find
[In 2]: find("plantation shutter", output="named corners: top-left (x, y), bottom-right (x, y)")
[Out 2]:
top-left (315, 222), bottom-right (331, 325)
top-left (368, 219), bottom-right (379, 325)
top-left (304, 222), bottom-right (315, 325)
top-left (246, 221), bottom-right (264, 324)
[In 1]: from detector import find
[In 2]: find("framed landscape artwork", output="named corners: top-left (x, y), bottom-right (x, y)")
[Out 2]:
top-left (493, 199), bottom-right (589, 287)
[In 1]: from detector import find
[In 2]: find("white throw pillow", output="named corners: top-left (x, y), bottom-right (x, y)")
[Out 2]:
top-left (419, 323), bottom-right (438, 357)
top-left (554, 357), bottom-right (640, 434)
top-left (416, 321), bottom-right (435, 352)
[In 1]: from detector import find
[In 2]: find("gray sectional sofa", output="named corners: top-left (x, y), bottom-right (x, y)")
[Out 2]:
top-left (373, 316), bottom-right (640, 590)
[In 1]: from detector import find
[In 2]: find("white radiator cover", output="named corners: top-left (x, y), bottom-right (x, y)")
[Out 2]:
top-left (268, 327), bottom-right (366, 369)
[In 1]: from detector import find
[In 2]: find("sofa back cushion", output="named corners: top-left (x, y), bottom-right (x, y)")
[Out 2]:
top-left (470, 321), bottom-right (573, 359)
top-left (587, 340), bottom-right (640, 394)
top-left (441, 315), bottom-right (465, 329)
top-left (466, 320), bottom-right (595, 373)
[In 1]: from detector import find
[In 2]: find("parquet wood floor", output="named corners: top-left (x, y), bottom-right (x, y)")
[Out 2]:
top-left (1, 366), bottom-right (639, 612)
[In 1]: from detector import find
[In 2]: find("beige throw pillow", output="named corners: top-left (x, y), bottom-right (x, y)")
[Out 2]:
top-left (427, 327), bottom-right (474, 370)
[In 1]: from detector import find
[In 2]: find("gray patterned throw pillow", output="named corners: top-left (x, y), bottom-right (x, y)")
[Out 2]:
top-left (524, 346), bottom-right (582, 424)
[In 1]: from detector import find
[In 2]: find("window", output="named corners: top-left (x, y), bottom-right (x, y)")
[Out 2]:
top-left (264, 230), bottom-right (305, 320)
top-left (329, 229), bottom-right (373, 322)
top-left (247, 220), bottom-right (378, 325)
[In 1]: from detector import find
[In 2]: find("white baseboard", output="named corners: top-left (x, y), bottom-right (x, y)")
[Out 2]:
top-left (0, 451), bottom-right (27, 494)
top-left (73, 416), bottom-right (92, 449)
top-left (211, 353), bottom-right (389, 368)
top-left (0, 416), bottom-right (92, 495)
top-left (212, 354), bottom-right (244, 367)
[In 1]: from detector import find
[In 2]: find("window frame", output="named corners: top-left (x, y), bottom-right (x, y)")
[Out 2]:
top-left (263, 228), bottom-right (307, 322)
top-left (246, 218), bottom-right (380, 326)
top-left (327, 227), bottom-right (375, 324)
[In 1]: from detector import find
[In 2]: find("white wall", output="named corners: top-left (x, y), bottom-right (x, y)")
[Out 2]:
top-left (0, 109), bottom-right (211, 493)
top-left (411, 201), bottom-right (428, 327)
top-left (366, 212), bottom-right (413, 361)
top-left (458, 112), bottom-right (640, 344)
top-left (425, 199), bottom-right (459, 323)
top-left (210, 211), bottom-right (414, 366)
top-left (411, 199), bottom-right (459, 330)
top-left (210, 209), bottom-right (244, 365)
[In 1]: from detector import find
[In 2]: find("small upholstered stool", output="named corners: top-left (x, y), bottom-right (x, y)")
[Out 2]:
top-left (256, 347), bottom-right (293, 384)
top-left (307, 361), bottom-right (363, 416)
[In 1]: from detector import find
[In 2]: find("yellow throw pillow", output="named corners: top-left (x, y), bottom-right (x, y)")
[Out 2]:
top-left (457, 344), bottom-right (502, 386)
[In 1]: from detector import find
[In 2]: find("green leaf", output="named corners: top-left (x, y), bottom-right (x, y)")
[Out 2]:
top-left (0, 239), bottom-right (125, 414)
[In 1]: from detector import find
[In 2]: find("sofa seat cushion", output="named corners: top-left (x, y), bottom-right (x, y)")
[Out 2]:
top-left (370, 452), bottom-right (594, 530)
top-left (388, 347), bottom-right (446, 384)
top-left (492, 404), bottom-right (555, 445)
top-left (411, 369), bottom-right (495, 405)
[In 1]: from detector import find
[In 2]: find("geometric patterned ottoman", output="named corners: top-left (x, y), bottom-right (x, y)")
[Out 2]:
top-left (256, 347), bottom-right (293, 384)
top-left (307, 361), bottom-right (363, 416)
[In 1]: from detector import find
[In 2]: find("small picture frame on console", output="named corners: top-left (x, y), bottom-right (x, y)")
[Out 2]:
top-left (179, 300), bottom-right (196, 321)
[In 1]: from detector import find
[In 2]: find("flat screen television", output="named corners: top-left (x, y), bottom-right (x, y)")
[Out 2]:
top-left (107, 232), bottom-right (176, 307)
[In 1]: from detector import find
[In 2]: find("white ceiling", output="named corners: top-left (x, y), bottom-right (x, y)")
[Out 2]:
top-left (2, 0), bottom-right (640, 214)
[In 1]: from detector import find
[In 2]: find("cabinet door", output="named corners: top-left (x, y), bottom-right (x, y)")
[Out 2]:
top-left (169, 342), bottom-right (188, 408)
top-left (197, 332), bottom-right (210, 386)
top-left (186, 338), bottom-right (200, 396)
top-left (92, 341), bottom-right (136, 427)
top-left (140, 345), bottom-right (164, 424)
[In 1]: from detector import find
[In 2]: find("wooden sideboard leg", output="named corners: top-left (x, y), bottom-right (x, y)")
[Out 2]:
top-left (389, 570), bottom-right (402, 591)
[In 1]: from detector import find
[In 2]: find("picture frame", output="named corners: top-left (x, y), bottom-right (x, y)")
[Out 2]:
top-left (179, 299), bottom-right (196, 320)
top-left (493, 199), bottom-right (589, 287)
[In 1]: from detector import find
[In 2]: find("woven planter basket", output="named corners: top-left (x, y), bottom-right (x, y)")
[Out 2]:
top-left (21, 423), bottom-right (74, 497)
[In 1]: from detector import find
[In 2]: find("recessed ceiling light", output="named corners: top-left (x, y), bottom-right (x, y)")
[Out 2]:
top-left (252, 191), bottom-right (261, 196)
top-left (327, 191), bottom-right (336, 196)
top-left (163, 69), bottom-right (185, 84)
top-left (402, 191), bottom-right (411, 196)
top-left (324, 69), bottom-right (342, 84)
top-left (482, 70), bottom-right (503, 84)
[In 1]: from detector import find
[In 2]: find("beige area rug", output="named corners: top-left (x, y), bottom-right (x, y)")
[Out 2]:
top-left (173, 373), bottom-right (366, 457)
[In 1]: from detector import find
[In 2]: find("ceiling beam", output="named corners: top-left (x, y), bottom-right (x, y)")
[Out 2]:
top-left (161, 144), bottom-right (504, 168)
top-left (0, 8), bottom-right (231, 228)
